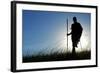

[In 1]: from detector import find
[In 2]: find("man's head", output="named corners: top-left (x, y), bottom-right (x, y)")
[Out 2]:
top-left (73, 17), bottom-right (77, 23)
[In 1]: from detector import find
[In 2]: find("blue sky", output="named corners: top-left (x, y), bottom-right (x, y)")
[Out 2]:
top-left (22, 10), bottom-right (91, 57)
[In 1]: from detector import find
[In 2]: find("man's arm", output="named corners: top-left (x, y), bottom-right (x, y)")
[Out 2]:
top-left (67, 32), bottom-right (72, 36)
top-left (67, 24), bottom-right (72, 36)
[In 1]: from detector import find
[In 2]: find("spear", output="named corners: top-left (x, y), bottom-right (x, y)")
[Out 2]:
top-left (66, 18), bottom-right (68, 52)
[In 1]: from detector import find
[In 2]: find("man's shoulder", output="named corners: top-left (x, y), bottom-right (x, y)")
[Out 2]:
top-left (77, 22), bottom-right (81, 25)
top-left (77, 22), bottom-right (82, 27)
top-left (72, 23), bottom-right (75, 25)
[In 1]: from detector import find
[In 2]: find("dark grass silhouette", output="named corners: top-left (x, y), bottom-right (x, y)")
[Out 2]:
top-left (23, 50), bottom-right (91, 63)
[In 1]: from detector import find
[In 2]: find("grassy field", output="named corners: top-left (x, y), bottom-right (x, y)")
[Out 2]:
top-left (23, 51), bottom-right (91, 63)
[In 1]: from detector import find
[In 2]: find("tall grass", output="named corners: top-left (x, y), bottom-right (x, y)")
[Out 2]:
top-left (23, 50), bottom-right (91, 63)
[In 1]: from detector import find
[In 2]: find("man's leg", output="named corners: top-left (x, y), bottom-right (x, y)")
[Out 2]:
top-left (72, 42), bottom-right (76, 54)
top-left (72, 43), bottom-right (76, 59)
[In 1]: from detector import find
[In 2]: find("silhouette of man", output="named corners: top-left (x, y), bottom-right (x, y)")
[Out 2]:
top-left (67, 17), bottom-right (83, 55)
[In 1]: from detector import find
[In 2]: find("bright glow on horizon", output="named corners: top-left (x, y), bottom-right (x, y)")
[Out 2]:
top-left (57, 32), bottom-right (90, 53)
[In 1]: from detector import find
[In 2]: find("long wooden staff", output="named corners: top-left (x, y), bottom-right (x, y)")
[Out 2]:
top-left (67, 18), bottom-right (68, 52)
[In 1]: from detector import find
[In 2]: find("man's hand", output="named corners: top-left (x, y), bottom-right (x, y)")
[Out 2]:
top-left (67, 33), bottom-right (70, 36)
top-left (67, 32), bottom-right (72, 36)
top-left (67, 33), bottom-right (71, 36)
